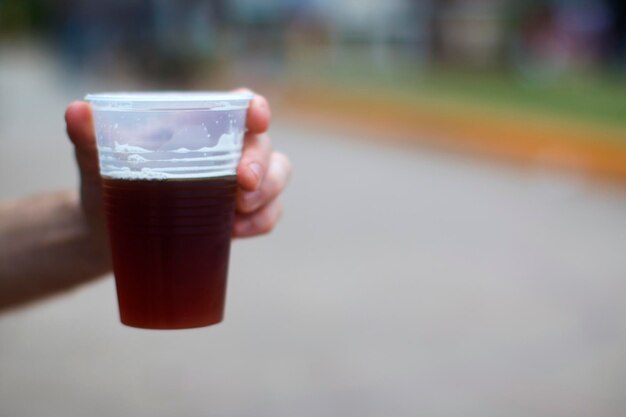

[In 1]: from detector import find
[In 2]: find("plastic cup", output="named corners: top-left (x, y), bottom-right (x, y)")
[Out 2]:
top-left (85, 92), bottom-right (254, 329)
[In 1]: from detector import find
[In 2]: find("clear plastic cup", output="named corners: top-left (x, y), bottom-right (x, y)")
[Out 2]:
top-left (86, 92), bottom-right (254, 329)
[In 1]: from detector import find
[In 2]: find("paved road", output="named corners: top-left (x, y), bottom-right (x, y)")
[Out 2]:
top-left (1, 44), bottom-right (626, 417)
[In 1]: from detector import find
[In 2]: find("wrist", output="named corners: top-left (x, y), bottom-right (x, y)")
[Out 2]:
top-left (0, 190), bottom-right (111, 310)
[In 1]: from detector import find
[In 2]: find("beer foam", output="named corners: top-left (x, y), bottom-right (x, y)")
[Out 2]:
top-left (103, 167), bottom-right (169, 180)
top-left (128, 154), bottom-right (149, 163)
top-left (99, 132), bottom-right (242, 180)
top-left (114, 142), bottom-right (151, 153)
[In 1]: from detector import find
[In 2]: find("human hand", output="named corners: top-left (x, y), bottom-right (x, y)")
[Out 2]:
top-left (230, 90), bottom-right (292, 237)
top-left (64, 90), bottom-right (291, 255)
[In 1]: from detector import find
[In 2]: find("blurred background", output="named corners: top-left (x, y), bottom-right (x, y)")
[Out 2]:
top-left (1, 1), bottom-right (625, 416)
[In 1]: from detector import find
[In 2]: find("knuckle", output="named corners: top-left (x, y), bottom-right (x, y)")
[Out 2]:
top-left (259, 172), bottom-right (283, 204)
top-left (238, 191), bottom-right (261, 213)
top-left (252, 221), bottom-right (272, 235)
top-left (259, 133), bottom-right (272, 151)
top-left (243, 132), bottom-right (272, 154)
top-left (274, 152), bottom-right (292, 179)
top-left (254, 207), bottom-right (276, 234)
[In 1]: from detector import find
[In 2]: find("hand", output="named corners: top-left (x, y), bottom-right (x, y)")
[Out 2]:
top-left (64, 90), bottom-right (291, 253)
top-left (231, 90), bottom-right (292, 237)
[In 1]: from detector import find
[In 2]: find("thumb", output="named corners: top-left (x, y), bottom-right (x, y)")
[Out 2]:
top-left (65, 101), bottom-right (100, 186)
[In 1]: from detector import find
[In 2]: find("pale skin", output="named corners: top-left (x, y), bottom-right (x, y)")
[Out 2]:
top-left (0, 91), bottom-right (291, 311)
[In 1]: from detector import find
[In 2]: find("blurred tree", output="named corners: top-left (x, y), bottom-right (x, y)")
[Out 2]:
top-left (0, 0), bottom-right (54, 36)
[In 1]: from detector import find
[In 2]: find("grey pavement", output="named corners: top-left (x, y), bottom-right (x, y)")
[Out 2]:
top-left (1, 43), bottom-right (626, 417)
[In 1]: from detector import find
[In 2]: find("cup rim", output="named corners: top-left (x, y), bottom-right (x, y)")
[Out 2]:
top-left (85, 91), bottom-right (255, 111)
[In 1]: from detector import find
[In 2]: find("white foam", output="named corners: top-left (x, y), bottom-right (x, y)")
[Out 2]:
top-left (128, 154), bottom-right (149, 163)
top-left (103, 168), bottom-right (234, 180)
top-left (100, 131), bottom-right (243, 180)
top-left (103, 167), bottom-right (169, 180)
top-left (169, 152), bottom-right (241, 162)
top-left (171, 147), bottom-right (193, 153)
top-left (141, 164), bottom-right (237, 172)
top-left (114, 141), bottom-right (151, 153)
top-left (170, 145), bottom-right (239, 154)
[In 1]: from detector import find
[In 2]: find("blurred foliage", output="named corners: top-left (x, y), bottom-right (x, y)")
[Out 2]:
top-left (0, 0), bottom-right (54, 35)
top-left (315, 68), bottom-right (626, 131)
top-left (1, 0), bottom-right (624, 134)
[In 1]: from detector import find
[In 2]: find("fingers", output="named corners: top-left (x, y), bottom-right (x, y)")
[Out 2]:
top-left (237, 132), bottom-right (272, 191)
top-left (65, 101), bottom-right (100, 185)
top-left (233, 88), bottom-right (272, 191)
top-left (237, 152), bottom-right (291, 213)
top-left (247, 94), bottom-right (271, 133)
top-left (65, 101), bottom-right (96, 151)
top-left (234, 152), bottom-right (291, 238)
top-left (231, 88), bottom-right (288, 238)
top-left (233, 198), bottom-right (284, 238)
top-left (234, 88), bottom-right (271, 134)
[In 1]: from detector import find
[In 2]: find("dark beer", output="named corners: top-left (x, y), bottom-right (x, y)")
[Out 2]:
top-left (102, 176), bottom-right (237, 329)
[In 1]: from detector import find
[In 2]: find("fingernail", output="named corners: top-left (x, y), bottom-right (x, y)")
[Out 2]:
top-left (248, 162), bottom-right (263, 189)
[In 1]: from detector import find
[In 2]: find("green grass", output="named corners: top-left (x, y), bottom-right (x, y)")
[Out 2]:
top-left (410, 71), bottom-right (626, 128)
top-left (288, 54), bottom-right (626, 134)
